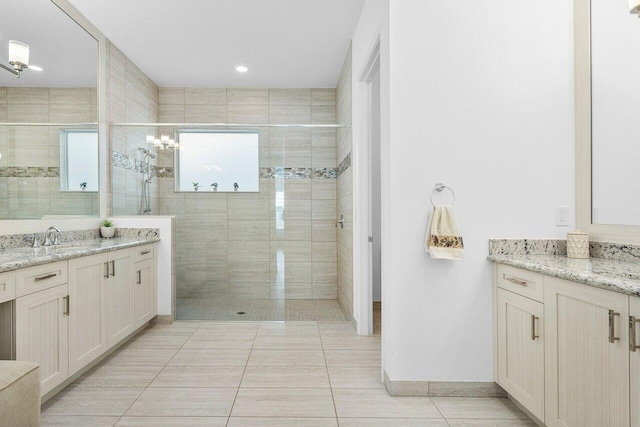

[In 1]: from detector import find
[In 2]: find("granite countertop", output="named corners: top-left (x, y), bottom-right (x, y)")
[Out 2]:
top-left (0, 236), bottom-right (160, 273)
top-left (488, 253), bottom-right (640, 297)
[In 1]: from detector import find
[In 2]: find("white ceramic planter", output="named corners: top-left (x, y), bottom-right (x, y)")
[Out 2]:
top-left (101, 227), bottom-right (116, 238)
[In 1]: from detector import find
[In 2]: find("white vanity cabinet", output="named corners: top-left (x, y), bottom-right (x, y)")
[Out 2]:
top-left (15, 283), bottom-right (69, 395)
top-left (11, 243), bottom-right (158, 398)
top-left (544, 277), bottom-right (629, 427)
top-left (494, 263), bottom-right (637, 427)
top-left (68, 253), bottom-right (108, 375)
top-left (496, 287), bottom-right (545, 421)
top-left (631, 296), bottom-right (640, 427)
top-left (105, 251), bottom-right (133, 347)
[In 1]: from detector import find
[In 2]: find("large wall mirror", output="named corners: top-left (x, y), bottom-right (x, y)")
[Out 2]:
top-left (575, 0), bottom-right (640, 242)
top-left (0, 0), bottom-right (98, 219)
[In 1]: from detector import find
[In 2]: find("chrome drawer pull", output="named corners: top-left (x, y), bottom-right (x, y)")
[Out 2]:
top-left (531, 315), bottom-right (539, 340)
top-left (631, 316), bottom-right (640, 352)
top-left (104, 262), bottom-right (109, 279)
top-left (609, 310), bottom-right (620, 343)
top-left (35, 273), bottom-right (57, 282)
top-left (140, 249), bottom-right (151, 255)
top-left (63, 295), bottom-right (70, 316)
top-left (137, 270), bottom-right (142, 285)
top-left (503, 274), bottom-right (527, 286)
top-left (110, 260), bottom-right (115, 277)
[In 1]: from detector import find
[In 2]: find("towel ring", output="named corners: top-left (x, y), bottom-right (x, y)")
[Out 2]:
top-left (430, 183), bottom-right (455, 207)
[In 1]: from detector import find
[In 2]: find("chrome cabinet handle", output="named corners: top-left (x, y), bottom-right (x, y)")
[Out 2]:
top-left (531, 315), bottom-right (539, 340)
top-left (140, 249), bottom-right (151, 255)
top-left (631, 316), bottom-right (640, 352)
top-left (609, 310), bottom-right (620, 343)
top-left (35, 273), bottom-right (57, 282)
top-left (63, 295), bottom-right (70, 316)
top-left (104, 262), bottom-right (109, 279)
top-left (137, 270), bottom-right (142, 285)
top-left (503, 274), bottom-right (527, 286)
top-left (110, 260), bottom-right (115, 277)
top-left (335, 215), bottom-right (344, 229)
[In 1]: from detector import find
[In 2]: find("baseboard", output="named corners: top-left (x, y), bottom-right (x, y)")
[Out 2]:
top-left (383, 371), bottom-right (507, 397)
top-left (152, 314), bottom-right (174, 325)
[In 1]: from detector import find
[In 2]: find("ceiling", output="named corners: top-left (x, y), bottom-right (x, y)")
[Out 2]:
top-left (68, 0), bottom-right (365, 88)
top-left (0, 0), bottom-right (97, 87)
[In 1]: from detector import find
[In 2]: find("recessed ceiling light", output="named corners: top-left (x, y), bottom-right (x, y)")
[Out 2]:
top-left (29, 65), bottom-right (43, 71)
top-left (235, 65), bottom-right (248, 73)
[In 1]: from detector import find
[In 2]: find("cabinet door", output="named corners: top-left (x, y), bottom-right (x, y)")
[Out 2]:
top-left (15, 284), bottom-right (69, 396)
top-left (133, 258), bottom-right (155, 328)
top-left (545, 277), bottom-right (629, 427)
top-left (106, 252), bottom-right (133, 347)
top-left (68, 254), bottom-right (107, 375)
top-left (631, 296), bottom-right (640, 427)
top-left (497, 288), bottom-right (544, 421)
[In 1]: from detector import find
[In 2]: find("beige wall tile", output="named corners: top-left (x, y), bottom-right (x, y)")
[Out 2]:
top-left (311, 88), bottom-right (336, 106)
top-left (185, 104), bottom-right (226, 123)
top-left (269, 89), bottom-right (311, 106)
top-left (6, 87), bottom-right (49, 104)
top-left (185, 87), bottom-right (226, 105)
top-left (227, 88), bottom-right (269, 105)
top-left (159, 87), bottom-right (185, 105)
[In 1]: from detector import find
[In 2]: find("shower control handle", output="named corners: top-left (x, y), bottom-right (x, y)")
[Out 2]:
top-left (336, 215), bottom-right (345, 229)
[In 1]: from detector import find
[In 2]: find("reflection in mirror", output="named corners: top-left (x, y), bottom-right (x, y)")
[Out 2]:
top-left (591, 0), bottom-right (640, 225)
top-left (59, 129), bottom-right (98, 192)
top-left (175, 130), bottom-right (260, 192)
top-left (0, 0), bottom-right (98, 219)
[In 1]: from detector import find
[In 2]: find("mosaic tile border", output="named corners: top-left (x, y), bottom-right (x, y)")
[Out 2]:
top-left (111, 151), bottom-right (149, 174)
top-left (112, 152), bottom-right (342, 180)
top-left (337, 152), bottom-right (351, 177)
top-left (0, 167), bottom-right (59, 178)
top-left (260, 167), bottom-right (337, 179)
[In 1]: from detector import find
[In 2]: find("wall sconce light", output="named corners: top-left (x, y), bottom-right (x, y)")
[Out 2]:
top-left (630, 0), bottom-right (640, 15)
top-left (1, 40), bottom-right (29, 77)
top-left (146, 134), bottom-right (179, 151)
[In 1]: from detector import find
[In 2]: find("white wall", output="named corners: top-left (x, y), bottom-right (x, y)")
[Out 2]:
top-left (352, 0), bottom-right (575, 382)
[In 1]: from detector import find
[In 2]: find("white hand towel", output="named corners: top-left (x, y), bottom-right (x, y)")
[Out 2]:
top-left (425, 205), bottom-right (464, 260)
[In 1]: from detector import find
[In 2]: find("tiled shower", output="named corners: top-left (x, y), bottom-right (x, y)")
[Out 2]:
top-left (107, 41), bottom-right (354, 321)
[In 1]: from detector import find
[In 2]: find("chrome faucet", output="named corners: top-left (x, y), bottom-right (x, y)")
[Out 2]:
top-left (43, 226), bottom-right (62, 246)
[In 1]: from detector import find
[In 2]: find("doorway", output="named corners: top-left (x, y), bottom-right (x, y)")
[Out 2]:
top-left (370, 64), bottom-right (382, 334)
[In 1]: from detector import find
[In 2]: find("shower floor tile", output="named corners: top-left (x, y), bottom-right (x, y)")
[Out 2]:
top-left (176, 298), bottom-right (348, 321)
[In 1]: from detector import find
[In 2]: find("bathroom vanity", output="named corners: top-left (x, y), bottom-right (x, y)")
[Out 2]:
top-left (489, 241), bottom-right (640, 427)
top-left (0, 234), bottom-right (159, 399)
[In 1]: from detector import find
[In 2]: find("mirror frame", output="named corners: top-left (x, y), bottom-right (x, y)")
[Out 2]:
top-left (575, 0), bottom-right (640, 243)
top-left (0, 0), bottom-right (107, 232)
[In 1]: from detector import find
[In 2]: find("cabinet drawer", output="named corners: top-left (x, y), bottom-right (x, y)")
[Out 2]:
top-left (16, 261), bottom-right (68, 297)
top-left (0, 271), bottom-right (16, 303)
top-left (496, 264), bottom-right (543, 302)
top-left (133, 244), bottom-right (154, 263)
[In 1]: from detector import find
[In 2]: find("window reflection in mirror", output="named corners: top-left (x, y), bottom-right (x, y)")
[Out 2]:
top-left (60, 129), bottom-right (98, 192)
top-left (175, 130), bottom-right (260, 192)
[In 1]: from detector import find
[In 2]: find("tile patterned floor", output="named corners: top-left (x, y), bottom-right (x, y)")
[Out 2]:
top-left (177, 299), bottom-right (349, 321)
top-left (41, 321), bottom-right (536, 426)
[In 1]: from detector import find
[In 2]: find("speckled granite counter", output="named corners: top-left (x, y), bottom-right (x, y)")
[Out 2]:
top-left (488, 239), bottom-right (640, 298)
top-left (0, 233), bottom-right (159, 273)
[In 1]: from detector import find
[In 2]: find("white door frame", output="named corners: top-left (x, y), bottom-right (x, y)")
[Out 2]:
top-left (353, 36), bottom-right (380, 336)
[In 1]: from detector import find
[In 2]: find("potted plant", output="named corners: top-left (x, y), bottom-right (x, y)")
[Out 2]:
top-left (192, 182), bottom-right (200, 191)
top-left (80, 182), bottom-right (87, 191)
top-left (100, 218), bottom-right (115, 238)
top-left (211, 183), bottom-right (218, 192)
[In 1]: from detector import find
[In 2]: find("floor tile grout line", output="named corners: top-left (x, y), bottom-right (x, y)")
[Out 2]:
top-left (319, 320), bottom-right (340, 423)
top-left (226, 323), bottom-right (259, 426)
top-left (112, 322), bottom-right (202, 424)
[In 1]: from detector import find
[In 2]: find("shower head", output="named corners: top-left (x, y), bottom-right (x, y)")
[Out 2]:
top-left (138, 147), bottom-right (156, 159)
